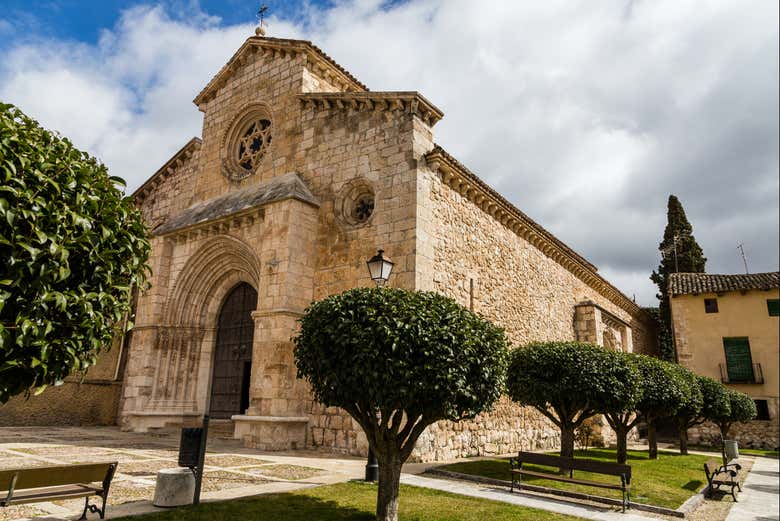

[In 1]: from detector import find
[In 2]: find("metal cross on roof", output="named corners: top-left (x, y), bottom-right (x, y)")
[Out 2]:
top-left (257, 2), bottom-right (268, 26)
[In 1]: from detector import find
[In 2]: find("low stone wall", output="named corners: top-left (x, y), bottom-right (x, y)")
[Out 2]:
top-left (307, 396), bottom-right (561, 462)
top-left (412, 398), bottom-right (560, 461)
top-left (688, 420), bottom-right (780, 450)
top-left (0, 380), bottom-right (121, 426)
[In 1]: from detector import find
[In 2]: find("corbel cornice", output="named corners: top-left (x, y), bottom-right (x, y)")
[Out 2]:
top-left (133, 137), bottom-right (201, 205)
top-left (298, 92), bottom-right (444, 127)
top-left (426, 145), bottom-right (649, 320)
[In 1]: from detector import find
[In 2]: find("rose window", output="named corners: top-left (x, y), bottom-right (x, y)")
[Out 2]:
top-left (237, 119), bottom-right (272, 171)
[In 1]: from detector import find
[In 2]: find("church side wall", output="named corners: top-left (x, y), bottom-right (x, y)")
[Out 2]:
top-left (407, 164), bottom-right (655, 461)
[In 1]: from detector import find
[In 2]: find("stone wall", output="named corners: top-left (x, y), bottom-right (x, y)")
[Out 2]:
top-left (0, 335), bottom-right (124, 427)
top-left (404, 156), bottom-right (655, 461)
top-left (0, 381), bottom-right (121, 426)
top-left (688, 417), bottom-right (780, 450)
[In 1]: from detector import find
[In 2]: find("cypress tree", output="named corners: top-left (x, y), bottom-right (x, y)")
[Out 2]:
top-left (650, 195), bottom-right (707, 360)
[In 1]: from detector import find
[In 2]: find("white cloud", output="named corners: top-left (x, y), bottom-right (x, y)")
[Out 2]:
top-left (0, 0), bottom-right (777, 306)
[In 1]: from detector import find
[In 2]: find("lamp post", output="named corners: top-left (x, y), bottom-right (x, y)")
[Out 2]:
top-left (363, 249), bottom-right (394, 483)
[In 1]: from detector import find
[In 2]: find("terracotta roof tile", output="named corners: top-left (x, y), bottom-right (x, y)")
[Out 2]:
top-left (669, 272), bottom-right (780, 296)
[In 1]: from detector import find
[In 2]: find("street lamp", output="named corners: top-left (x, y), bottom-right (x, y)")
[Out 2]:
top-left (363, 249), bottom-right (393, 482)
top-left (366, 249), bottom-right (394, 287)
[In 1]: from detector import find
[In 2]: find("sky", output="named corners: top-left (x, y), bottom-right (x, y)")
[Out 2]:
top-left (0, 0), bottom-right (777, 306)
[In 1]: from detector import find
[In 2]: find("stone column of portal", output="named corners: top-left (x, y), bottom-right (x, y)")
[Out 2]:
top-left (232, 197), bottom-right (319, 450)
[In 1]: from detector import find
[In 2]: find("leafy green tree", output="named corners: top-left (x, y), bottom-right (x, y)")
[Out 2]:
top-left (596, 351), bottom-right (643, 464)
top-left (677, 375), bottom-right (729, 454)
top-left (506, 342), bottom-right (638, 459)
top-left (715, 390), bottom-right (757, 439)
top-left (633, 355), bottom-right (692, 459)
top-left (0, 103), bottom-right (150, 402)
top-left (650, 195), bottom-right (707, 361)
top-left (294, 288), bottom-right (508, 521)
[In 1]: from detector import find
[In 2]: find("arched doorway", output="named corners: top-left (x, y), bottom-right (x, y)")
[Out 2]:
top-left (209, 282), bottom-right (257, 419)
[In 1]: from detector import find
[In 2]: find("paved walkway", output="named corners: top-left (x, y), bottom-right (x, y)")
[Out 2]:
top-left (0, 426), bottom-right (364, 521)
top-left (725, 457), bottom-right (779, 521)
top-left (400, 474), bottom-right (664, 521)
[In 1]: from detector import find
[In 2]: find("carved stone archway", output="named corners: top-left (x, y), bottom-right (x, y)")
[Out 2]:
top-left (146, 235), bottom-right (262, 414)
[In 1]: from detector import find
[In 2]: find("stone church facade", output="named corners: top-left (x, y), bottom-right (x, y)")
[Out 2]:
top-left (108, 34), bottom-right (654, 461)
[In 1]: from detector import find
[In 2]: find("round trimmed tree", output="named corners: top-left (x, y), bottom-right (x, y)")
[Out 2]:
top-left (507, 341), bottom-right (639, 459)
top-left (633, 355), bottom-right (692, 459)
top-left (597, 351), bottom-right (643, 464)
top-left (677, 374), bottom-right (728, 454)
top-left (0, 103), bottom-right (150, 402)
top-left (294, 287), bottom-right (509, 521)
top-left (715, 389), bottom-right (757, 439)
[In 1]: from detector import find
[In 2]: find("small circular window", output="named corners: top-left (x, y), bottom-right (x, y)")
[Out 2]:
top-left (221, 104), bottom-right (273, 182)
top-left (336, 180), bottom-right (376, 227)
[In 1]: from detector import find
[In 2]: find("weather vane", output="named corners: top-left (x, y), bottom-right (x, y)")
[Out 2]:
top-left (255, 2), bottom-right (268, 36)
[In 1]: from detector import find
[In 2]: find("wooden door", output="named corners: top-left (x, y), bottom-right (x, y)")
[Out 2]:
top-left (209, 283), bottom-right (257, 419)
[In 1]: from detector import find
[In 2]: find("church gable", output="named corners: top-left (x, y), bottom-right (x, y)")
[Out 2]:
top-left (193, 36), bottom-right (367, 108)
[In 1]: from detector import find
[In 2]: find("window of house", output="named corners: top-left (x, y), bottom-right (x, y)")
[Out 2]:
top-left (704, 298), bottom-right (719, 313)
top-left (768, 299), bottom-right (780, 317)
top-left (755, 399), bottom-right (771, 421)
top-left (723, 337), bottom-right (754, 383)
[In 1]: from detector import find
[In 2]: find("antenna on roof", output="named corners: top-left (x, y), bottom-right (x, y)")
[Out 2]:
top-left (255, 2), bottom-right (268, 36)
top-left (737, 243), bottom-right (749, 274)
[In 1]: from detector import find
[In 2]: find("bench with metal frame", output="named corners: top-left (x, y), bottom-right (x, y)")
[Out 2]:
top-left (0, 462), bottom-right (117, 519)
top-left (704, 459), bottom-right (740, 502)
top-left (509, 451), bottom-right (632, 512)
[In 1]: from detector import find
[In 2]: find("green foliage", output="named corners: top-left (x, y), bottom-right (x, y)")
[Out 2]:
top-left (507, 342), bottom-right (639, 428)
top-left (714, 389), bottom-right (757, 437)
top-left (633, 354), bottom-right (690, 421)
top-left (650, 195), bottom-right (707, 361)
top-left (0, 103), bottom-right (150, 402)
top-left (726, 390), bottom-right (757, 424)
top-left (697, 376), bottom-right (731, 422)
top-left (672, 365), bottom-right (705, 426)
top-left (294, 287), bottom-right (508, 445)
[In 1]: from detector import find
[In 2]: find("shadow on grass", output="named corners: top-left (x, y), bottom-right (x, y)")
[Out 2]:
top-left (682, 480), bottom-right (703, 491)
top-left (114, 494), bottom-right (374, 521)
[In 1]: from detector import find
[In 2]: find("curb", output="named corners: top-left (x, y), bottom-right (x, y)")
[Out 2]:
top-left (426, 468), bottom-right (687, 518)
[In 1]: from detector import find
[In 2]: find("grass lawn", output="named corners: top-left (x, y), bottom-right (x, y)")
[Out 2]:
top-left (674, 444), bottom-right (779, 459)
top-left (437, 448), bottom-right (710, 509)
top-left (115, 481), bottom-right (582, 521)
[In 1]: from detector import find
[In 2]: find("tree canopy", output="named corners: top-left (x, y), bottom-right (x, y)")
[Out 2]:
top-left (506, 341), bottom-right (639, 459)
top-left (294, 287), bottom-right (508, 521)
top-left (0, 102), bottom-right (150, 403)
top-left (675, 373), bottom-right (727, 454)
top-left (633, 354), bottom-right (692, 458)
top-left (650, 195), bottom-right (706, 360)
top-left (715, 389), bottom-right (757, 438)
top-left (596, 351), bottom-right (644, 464)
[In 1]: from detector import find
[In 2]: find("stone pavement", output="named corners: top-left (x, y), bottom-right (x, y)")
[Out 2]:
top-left (400, 474), bottom-right (665, 521)
top-left (0, 425), bottom-right (364, 521)
top-left (725, 456), bottom-right (779, 521)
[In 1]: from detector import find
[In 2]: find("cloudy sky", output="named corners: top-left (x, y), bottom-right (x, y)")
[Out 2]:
top-left (1, 0), bottom-right (777, 305)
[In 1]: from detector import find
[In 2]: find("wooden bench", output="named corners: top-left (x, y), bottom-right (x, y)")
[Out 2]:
top-left (0, 462), bottom-right (117, 519)
top-left (509, 451), bottom-right (632, 512)
top-left (704, 459), bottom-right (740, 502)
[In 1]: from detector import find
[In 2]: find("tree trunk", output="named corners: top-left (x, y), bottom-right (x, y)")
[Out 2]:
top-left (719, 422), bottom-right (731, 440)
top-left (647, 421), bottom-right (658, 460)
top-left (614, 426), bottom-right (629, 464)
top-left (679, 424), bottom-right (689, 455)
top-left (560, 425), bottom-right (575, 459)
top-left (376, 457), bottom-right (402, 521)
